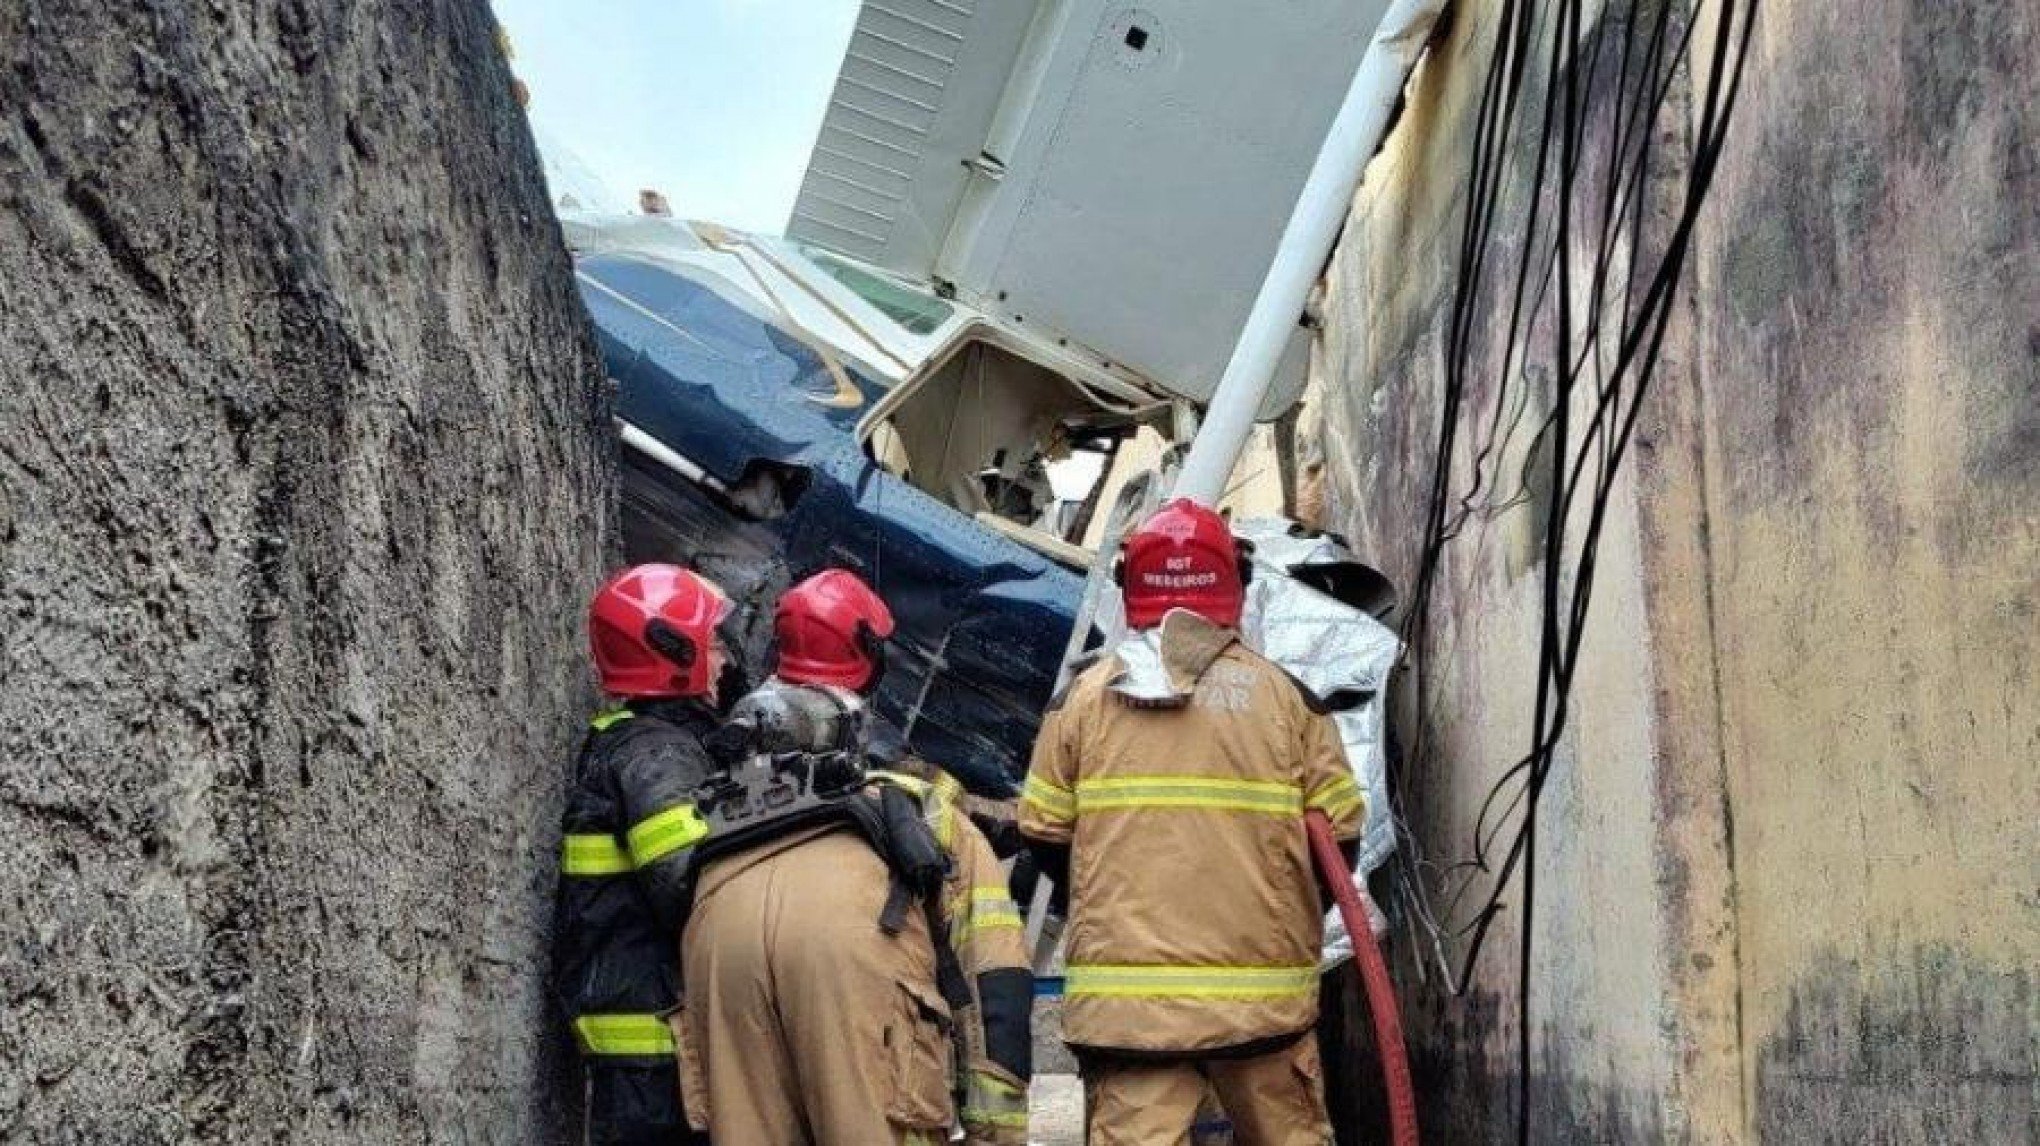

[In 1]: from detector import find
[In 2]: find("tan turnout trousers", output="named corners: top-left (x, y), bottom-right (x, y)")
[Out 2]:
top-left (1085, 1037), bottom-right (1332, 1146)
top-left (677, 828), bottom-right (954, 1145)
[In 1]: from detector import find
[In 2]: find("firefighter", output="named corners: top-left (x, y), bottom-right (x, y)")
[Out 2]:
top-left (554, 563), bottom-right (730, 1145)
top-left (1019, 499), bottom-right (1367, 1146)
top-left (868, 734), bottom-right (1036, 1145)
top-left (673, 569), bottom-right (1034, 1145)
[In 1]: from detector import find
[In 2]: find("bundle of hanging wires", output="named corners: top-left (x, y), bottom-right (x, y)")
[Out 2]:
top-left (1378, 2), bottom-right (1759, 1140)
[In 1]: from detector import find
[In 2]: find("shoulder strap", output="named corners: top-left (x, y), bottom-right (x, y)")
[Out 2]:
top-left (845, 781), bottom-right (974, 1012)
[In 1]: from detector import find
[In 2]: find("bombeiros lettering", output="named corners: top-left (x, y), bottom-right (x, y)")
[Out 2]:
top-left (1141, 571), bottom-right (1220, 589)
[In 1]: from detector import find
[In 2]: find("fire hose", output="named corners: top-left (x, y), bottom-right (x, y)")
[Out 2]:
top-left (1306, 809), bottom-right (1419, 1146)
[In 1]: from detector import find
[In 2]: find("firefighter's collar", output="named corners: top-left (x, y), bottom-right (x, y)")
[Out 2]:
top-left (1106, 609), bottom-right (1239, 707)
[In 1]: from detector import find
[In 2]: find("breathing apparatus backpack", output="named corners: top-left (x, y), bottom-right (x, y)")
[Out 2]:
top-left (682, 680), bottom-right (974, 1011)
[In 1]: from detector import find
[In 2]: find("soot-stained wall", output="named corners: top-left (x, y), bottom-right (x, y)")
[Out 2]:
top-left (1312, 0), bottom-right (2037, 1141)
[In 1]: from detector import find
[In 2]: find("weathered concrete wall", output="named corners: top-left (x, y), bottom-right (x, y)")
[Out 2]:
top-left (1313, 0), bottom-right (2037, 1141)
top-left (0, 2), bottom-right (612, 1141)
top-left (1314, 2), bottom-right (1728, 1139)
top-left (1691, 1), bottom-right (2038, 1138)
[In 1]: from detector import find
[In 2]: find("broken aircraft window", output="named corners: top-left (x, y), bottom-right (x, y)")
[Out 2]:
top-left (862, 339), bottom-right (1145, 562)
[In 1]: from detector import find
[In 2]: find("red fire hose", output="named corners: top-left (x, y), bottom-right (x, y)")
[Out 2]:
top-left (1306, 809), bottom-right (1420, 1146)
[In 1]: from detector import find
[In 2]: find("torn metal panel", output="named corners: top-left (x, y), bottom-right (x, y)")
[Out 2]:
top-left (1231, 519), bottom-right (1402, 967)
top-left (1238, 519), bottom-right (1402, 878)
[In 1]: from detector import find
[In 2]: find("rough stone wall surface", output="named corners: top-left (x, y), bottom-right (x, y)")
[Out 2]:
top-left (1313, 0), bottom-right (2037, 1142)
top-left (0, 2), bottom-right (612, 1142)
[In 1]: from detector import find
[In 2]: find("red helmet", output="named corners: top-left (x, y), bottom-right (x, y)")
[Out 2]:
top-left (588, 564), bottom-right (731, 699)
top-left (775, 569), bottom-right (896, 692)
top-left (1118, 498), bottom-right (1248, 630)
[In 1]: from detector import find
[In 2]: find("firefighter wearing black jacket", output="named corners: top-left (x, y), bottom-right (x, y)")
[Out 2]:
top-left (555, 564), bottom-right (733, 1145)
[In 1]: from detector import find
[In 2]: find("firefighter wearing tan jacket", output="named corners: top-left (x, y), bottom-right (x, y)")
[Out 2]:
top-left (887, 759), bottom-right (1035, 1145)
top-left (673, 570), bottom-right (1033, 1145)
top-left (1020, 499), bottom-right (1366, 1146)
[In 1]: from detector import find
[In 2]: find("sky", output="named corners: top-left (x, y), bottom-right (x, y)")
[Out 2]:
top-left (492, 0), bottom-right (861, 234)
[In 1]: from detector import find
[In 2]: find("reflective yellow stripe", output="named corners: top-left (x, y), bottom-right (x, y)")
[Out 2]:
top-left (964, 1107), bottom-right (1030, 1128)
top-left (560, 832), bottom-right (632, 876)
top-left (1074, 775), bottom-right (1302, 816)
top-left (1022, 774), bottom-right (1076, 821)
top-left (932, 771), bottom-right (964, 803)
top-left (965, 1070), bottom-right (1029, 1127)
top-left (950, 886), bottom-right (1023, 943)
top-left (869, 770), bottom-right (932, 797)
top-left (589, 707), bottom-right (634, 732)
top-left (954, 909), bottom-right (1025, 944)
top-left (971, 1070), bottom-right (1025, 1098)
top-left (572, 1012), bottom-right (674, 1056)
top-left (1065, 963), bottom-right (1319, 1000)
top-left (1307, 774), bottom-right (1362, 805)
top-left (625, 802), bottom-right (710, 867)
top-left (1316, 792), bottom-right (1365, 822)
top-left (866, 770), bottom-right (957, 844)
top-left (1308, 775), bottom-right (1366, 819)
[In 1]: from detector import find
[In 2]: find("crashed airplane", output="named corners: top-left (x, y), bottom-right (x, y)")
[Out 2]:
top-left (550, 0), bottom-right (1435, 883)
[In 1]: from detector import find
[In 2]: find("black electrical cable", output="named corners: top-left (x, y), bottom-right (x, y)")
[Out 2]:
top-left (1397, 0), bottom-right (1538, 814)
top-left (1382, 2), bottom-right (1760, 1142)
top-left (1427, 0), bottom-right (1706, 944)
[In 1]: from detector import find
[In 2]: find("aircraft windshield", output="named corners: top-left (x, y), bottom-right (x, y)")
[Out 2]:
top-left (804, 248), bottom-right (953, 335)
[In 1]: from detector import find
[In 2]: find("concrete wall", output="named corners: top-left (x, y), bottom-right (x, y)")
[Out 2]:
top-left (1312, 0), bottom-right (2037, 1141)
top-left (0, 3), bottom-right (611, 1140)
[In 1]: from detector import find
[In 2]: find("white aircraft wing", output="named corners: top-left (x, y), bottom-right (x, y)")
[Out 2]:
top-left (788, 0), bottom-right (1397, 411)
